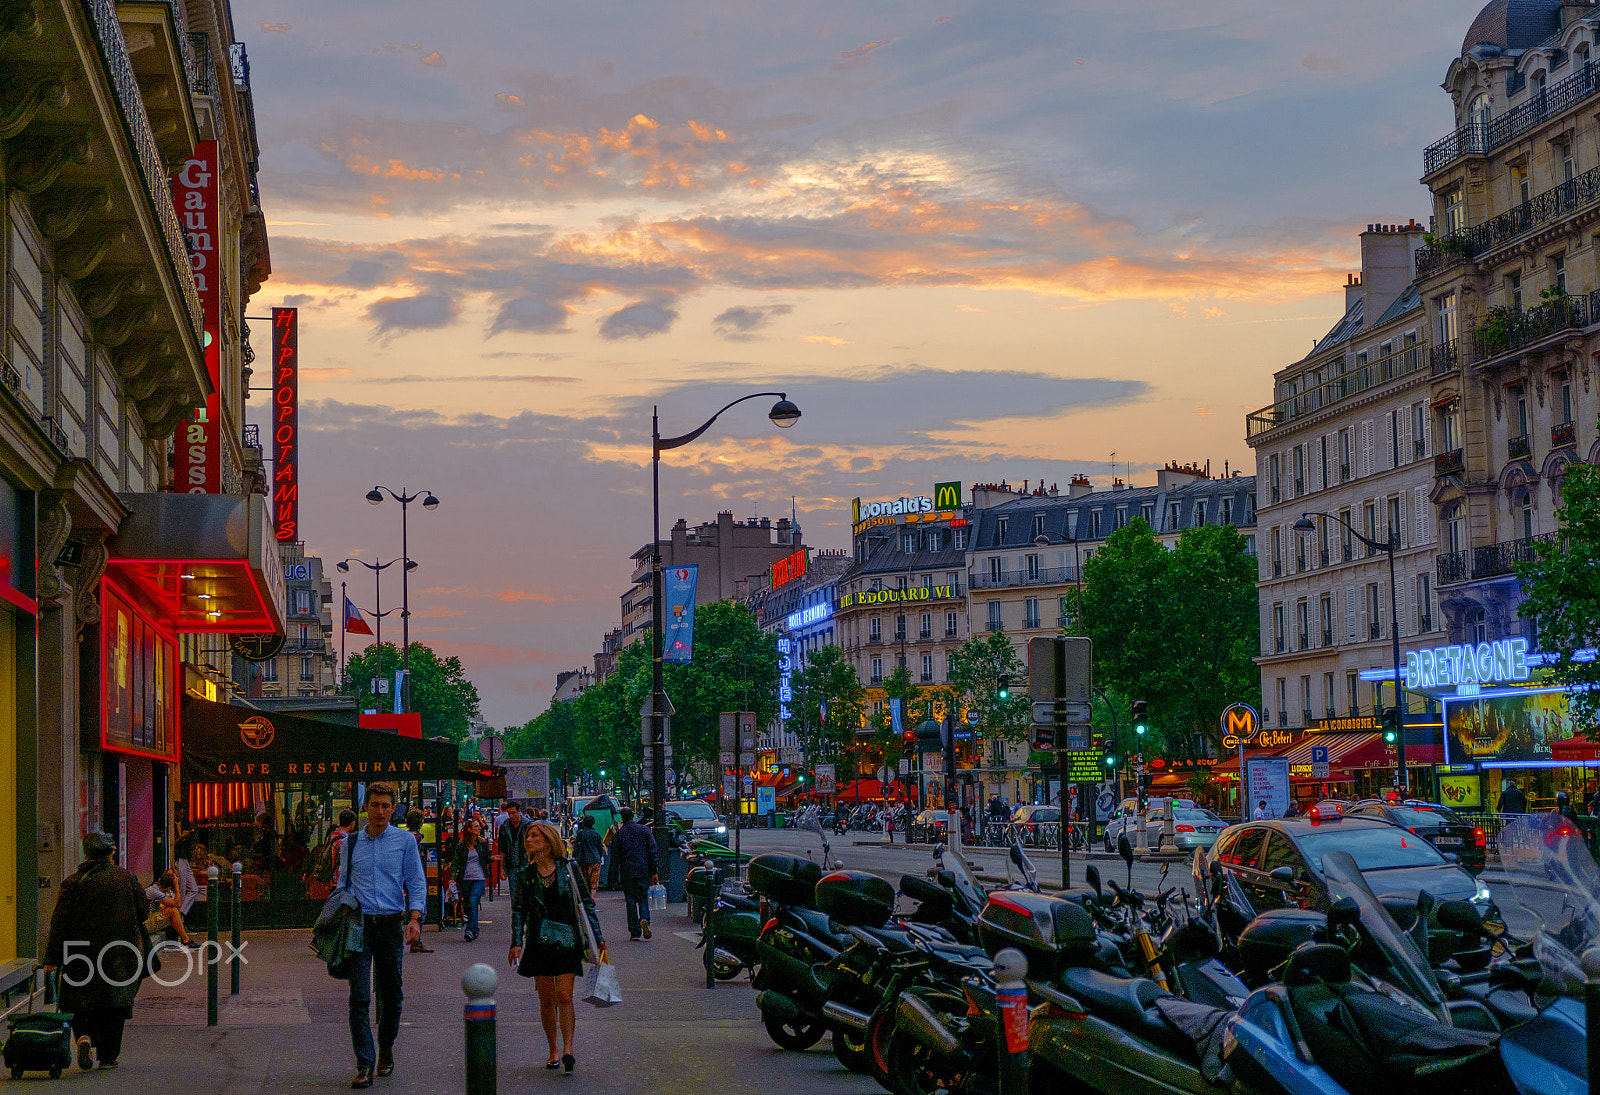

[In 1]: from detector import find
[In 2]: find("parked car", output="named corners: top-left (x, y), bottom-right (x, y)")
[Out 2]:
top-left (912, 809), bottom-right (963, 844)
top-left (1149, 807), bottom-right (1228, 851)
top-left (1203, 815), bottom-right (1492, 927)
top-left (664, 799), bottom-right (729, 844)
top-left (1103, 797), bottom-right (1195, 852)
top-left (1010, 805), bottom-right (1061, 846)
top-left (1343, 799), bottom-right (1487, 874)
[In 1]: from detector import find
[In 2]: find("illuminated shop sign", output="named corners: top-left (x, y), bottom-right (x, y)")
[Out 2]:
top-left (771, 548), bottom-right (807, 588)
top-left (787, 603), bottom-right (833, 630)
top-left (839, 584), bottom-right (960, 608)
top-left (777, 637), bottom-right (793, 722)
top-left (1405, 638), bottom-right (1530, 694)
top-left (172, 141), bottom-right (220, 494)
top-left (854, 495), bottom-right (934, 523)
top-left (271, 307), bottom-right (299, 541)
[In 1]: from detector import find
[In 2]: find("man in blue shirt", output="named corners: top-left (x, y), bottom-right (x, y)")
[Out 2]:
top-left (339, 782), bottom-right (427, 1089)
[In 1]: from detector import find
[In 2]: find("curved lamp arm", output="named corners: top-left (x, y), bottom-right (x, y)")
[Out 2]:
top-left (656, 392), bottom-right (789, 452)
top-left (1298, 509), bottom-right (1389, 552)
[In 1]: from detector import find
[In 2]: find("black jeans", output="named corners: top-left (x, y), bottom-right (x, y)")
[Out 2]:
top-left (71, 1009), bottom-right (127, 1065)
top-left (348, 915), bottom-right (405, 1070)
top-left (621, 876), bottom-right (650, 938)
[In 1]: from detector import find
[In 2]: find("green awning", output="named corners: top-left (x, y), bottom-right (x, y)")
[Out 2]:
top-left (181, 695), bottom-right (462, 783)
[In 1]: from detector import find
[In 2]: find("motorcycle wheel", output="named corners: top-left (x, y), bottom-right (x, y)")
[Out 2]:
top-left (712, 954), bottom-right (743, 981)
top-left (832, 1024), bottom-right (873, 1074)
top-left (867, 1007), bottom-right (896, 1089)
top-left (884, 991), bottom-right (971, 1095)
top-left (763, 1011), bottom-right (827, 1051)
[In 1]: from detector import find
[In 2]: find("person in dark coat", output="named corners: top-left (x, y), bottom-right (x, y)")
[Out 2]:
top-left (571, 814), bottom-right (605, 895)
top-left (609, 807), bottom-right (658, 941)
top-left (1499, 780), bottom-right (1528, 815)
top-left (43, 832), bottom-right (148, 1071)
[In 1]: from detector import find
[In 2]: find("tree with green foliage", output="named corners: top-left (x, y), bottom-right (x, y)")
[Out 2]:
top-left (871, 663), bottom-right (931, 744)
top-left (1519, 463), bottom-right (1600, 736)
top-left (343, 641), bottom-right (481, 742)
top-left (790, 644), bottom-right (867, 761)
top-left (945, 628), bottom-right (1031, 742)
top-left (1080, 517), bottom-right (1259, 755)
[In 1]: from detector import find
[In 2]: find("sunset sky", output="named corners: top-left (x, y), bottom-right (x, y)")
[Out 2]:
top-left (236, 0), bottom-right (1478, 727)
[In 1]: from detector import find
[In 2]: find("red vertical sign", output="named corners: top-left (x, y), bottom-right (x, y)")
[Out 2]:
top-left (271, 308), bottom-right (298, 541)
top-left (171, 140), bottom-right (220, 492)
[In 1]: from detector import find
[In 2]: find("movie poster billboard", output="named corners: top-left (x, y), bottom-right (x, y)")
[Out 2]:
top-left (1445, 688), bottom-right (1575, 763)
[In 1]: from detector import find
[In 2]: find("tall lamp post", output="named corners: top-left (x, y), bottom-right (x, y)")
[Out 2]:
top-left (1034, 532), bottom-right (1084, 635)
top-left (651, 393), bottom-right (801, 882)
top-left (337, 557), bottom-right (404, 705)
top-left (366, 487), bottom-right (440, 715)
top-left (1294, 511), bottom-right (1408, 793)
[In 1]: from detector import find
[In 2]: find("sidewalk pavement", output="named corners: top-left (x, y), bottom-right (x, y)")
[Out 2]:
top-left (78, 885), bottom-right (876, 1095)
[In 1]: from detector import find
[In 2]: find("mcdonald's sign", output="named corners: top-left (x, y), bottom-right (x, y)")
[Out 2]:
top-left (933, 481), bottom-right (962, 510)
top-left (1220, 703), bottom-right (1258, 743)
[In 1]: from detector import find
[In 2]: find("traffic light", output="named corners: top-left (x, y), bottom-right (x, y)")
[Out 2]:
top-left (1103, 752), bottom-right (1118, 769)
top-left (1132, 699), bottom-right (1149, 736)
top-left (902, 729), bottom-right (916, 758)
top-left (997, 674), bottom-right (1011, 701)
top-left (797, 771), bottom-right (807, 785)
top-left (1382, 708), bottom-right (1399, 744)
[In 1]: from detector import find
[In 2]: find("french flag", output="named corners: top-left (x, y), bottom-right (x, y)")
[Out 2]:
top-left (343, 595), bottom-right (374, 635)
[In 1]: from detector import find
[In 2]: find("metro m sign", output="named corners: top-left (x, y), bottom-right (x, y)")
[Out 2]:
top-left (1220, 703), bottom-right (1259, 749)
top-left (171, 141), bottom-right (220, 493)
top-left (271, 308), bottom-right (298, 541)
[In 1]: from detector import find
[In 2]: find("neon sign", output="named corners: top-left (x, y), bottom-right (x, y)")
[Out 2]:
top-left (271, 308), bottom-right (298, 541)
top-left (787, 603), bottom-right (832, 630)
top-left (777, 637), bottom-right (793, 722)
top-left (1405, 638), bottom-right (1530, 693)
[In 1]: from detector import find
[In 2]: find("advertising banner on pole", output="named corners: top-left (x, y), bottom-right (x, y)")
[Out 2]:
top-left (756, 786), bottom-right (776, 815)
top-left (814, 764), bottom-right (835, 794)
top-left (1245, 758), bottom-right (1291, 820)
top-left (889, 697), bottom-right (903, 737)
top-left (662, 564), bottom-right (698, 663)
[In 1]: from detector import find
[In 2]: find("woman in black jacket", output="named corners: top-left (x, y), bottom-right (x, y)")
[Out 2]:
top-left (507, 821), bottom-right (604, 1073)
top-left (450, 817), bottom-right (492, 942)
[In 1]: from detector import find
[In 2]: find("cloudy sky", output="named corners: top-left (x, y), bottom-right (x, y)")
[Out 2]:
top-left (236, 0), bottom-right (1477, 726)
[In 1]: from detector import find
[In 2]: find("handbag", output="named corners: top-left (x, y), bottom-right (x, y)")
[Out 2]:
top-left (538, 918), bottom-right (577, 952)
top-left (581, 959), bottom-right (622, 1007)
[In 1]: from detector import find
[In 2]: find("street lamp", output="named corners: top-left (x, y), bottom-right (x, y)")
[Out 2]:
top-left (367, 486), bottom-right (441, 715)
top-left (1294, 511), bottom-right (1408, 793)
top-left (1034, 532), bottom-right (1083, 635)
top-left (651, 393), bottom-right (800, 882)
top-left (337, 557), bottom-right (401, 702)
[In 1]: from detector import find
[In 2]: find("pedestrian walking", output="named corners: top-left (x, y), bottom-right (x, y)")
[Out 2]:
top-left (42, 832), bottom-right (148, 1071)
top-left (497, 801), bottom-right (533, 908)
top-left (451, 817), bottom-right (492, 942)
top-left (1499, 780), bottom-right (1528, 815)
top-left (1253, 799), bottom-right (1269, 821)
top-left (403, 808), bottom-right (434, 953)
top-left (507, 821), bottom-right (605, 1073)
top-left (327, 809), bottom-right (358, 888)
top-left (572, 814), bottom-right (604, 894)
top-left (610, 807), bottom-right (658, 941)
top-left (339, 782), bottom-right (427, 1089)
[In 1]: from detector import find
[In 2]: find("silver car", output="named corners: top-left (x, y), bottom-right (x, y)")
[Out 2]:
top-left (1150, 808), bottom-right (1227, 851)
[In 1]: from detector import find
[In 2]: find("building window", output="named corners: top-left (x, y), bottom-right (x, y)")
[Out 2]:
top-left (1413, 402), bottom-right (1427, 458)
top-left (1115, 507), bottom-right (1128, 530)
top-left (1296, 600), bottom-right (1309, 649)
top-left (1323, 672), bottom-right (1335, 718)
top-left (1293, 446), bottom-right (1305, 495)
top-left (1140, 502), bottom-right (1154, 525)
top-left (294, 588), bottom-right (315, 615)
top-left (1367, 583), bottom-right (1381, 640)
top-left (987, 601), bottom-right (1002, 630)
top-left (1347, 672), bottom-right (1360, 717)
top-left (1390, 410), bottom-right (1400, 469)
top-left (1417, 573), bottom-right (1432, 631)
top-left (1194, 501), bottom-right (1206, 526)
top-left (990, 557), bottom-right (1004, 583)
top-left (1318, 435), bottom-right (1328, 488)
top-left (1025, 553), bottom-right (1040, 580)
top-left (1222, 497), bottom-right (1234, 525)
top-left (1270, 527), bottom-right (1281, 575)
top-left (1553, 252), bottom-right (1567, 293)
top-left (1320, 595), bottom-right (1333, 646)
top-left (1090, 511), bottom-right (1102, 538)
top-left (1520, 491), bottom-right (1534, 539)
top-left (298, 623), bottom-right (310, 645)
top-left (1275, 678), bottom-right (1287, 726)
top-left (1300, 676), bottom-right (1312, 725)
top-left (896, 576), bottom-right (908, 592)
top-left (921, 653), bottom-right (934, 682)
top-left (903, 532), bottom-right (918, 553)
top-left (1339, 429), bottom-right (1351, 481)
top-left (1024, 597), bottom-right (1040, 629)
top-left (301, 656), bottom-right (314, 682)
top-left (870, 617), bottom-right (881, 642)
top-left (946, 610), bottom-right (958, 637)
top-left (953, 528), bottom-right (966, 550)
top-left (920, 612), bottom-right (931, 639)
top-left (1388, 496), bottom-right (1401, 546)
top-left (927, 530), bottom-right (943, 552)
top-left (1514, 384), bottom-right (1529, 438)
top-left (1273, 603), bottom-right (1284, 652)
top-left (948, 571), bottom-right (961, 589)
top-left (263, 659), bottom-right (278, 682)
top-left (1444, 184), bottom-right (1465, 234)
top-left (1509, 271), bottom-right (1522, 311)
top-left (996, 517), bottom-right (1008, 540)
top-left (871, 657), bottom-right (882, 684)
top-left (1168, 502), bottom-right (1180, 531)
top-left (1561, 375), bottom-right (1574, 423)
top-left (895, 614), bottom-right (906, 641)
top-left (1032, 514), bottom-right (1045, 539)
top-left (1438, 292), bottom-right (1458, 345)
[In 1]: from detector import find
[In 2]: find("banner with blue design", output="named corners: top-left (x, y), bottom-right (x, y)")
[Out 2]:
top-left (663, 564), bottom-right (699, 663)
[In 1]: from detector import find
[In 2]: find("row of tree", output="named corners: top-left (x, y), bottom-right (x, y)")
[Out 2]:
top-left (503, 517), bottom-right (1264, 781)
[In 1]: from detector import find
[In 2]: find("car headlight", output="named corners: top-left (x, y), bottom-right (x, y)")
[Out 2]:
top-left (715, 825), bottom-right (727, 834)
top-left (1472, 882), bottom-right (1492, 907)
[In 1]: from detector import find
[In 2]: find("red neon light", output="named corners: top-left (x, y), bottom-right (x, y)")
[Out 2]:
top-left (272, 308), bottom-right (298, 541)
top-left (171, 141), bottom-right (221, 494)
top-left (99, 575), bottom-right (181, 763)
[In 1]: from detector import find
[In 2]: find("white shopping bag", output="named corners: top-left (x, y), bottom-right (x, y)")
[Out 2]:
top-left (581, 960), bottom-right (621, 1007)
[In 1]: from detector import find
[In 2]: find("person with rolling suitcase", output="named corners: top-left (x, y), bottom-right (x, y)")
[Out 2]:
top-left (40, 831), bottom-right (149, 1071)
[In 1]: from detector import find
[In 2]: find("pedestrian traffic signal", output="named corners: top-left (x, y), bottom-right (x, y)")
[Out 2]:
top-left (997, 674), bottom-right (1010, 701)
top-left (1132, 699), bottom-right (1148, 736)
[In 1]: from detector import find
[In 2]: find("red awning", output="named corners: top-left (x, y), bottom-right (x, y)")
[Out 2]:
top-left (835, 778), bottom-right (907, 801)
top-left (1553, 735), bottom-right (1600, 761)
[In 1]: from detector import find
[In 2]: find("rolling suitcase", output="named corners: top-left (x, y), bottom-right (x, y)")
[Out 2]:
top-left (3, 972), bottom-right (73, 1079)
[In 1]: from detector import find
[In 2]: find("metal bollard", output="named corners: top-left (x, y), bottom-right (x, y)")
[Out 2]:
top-left (230, 861), bottom-right (242, 996)
top-left (703, 894), bottom-right (716, 990)
top-left (992, 947), bottom-right (1030, 1095)
top-left (206, 865), bottom-right (219, 1026)
top-left (463, 963), bottom-right (498, 1095)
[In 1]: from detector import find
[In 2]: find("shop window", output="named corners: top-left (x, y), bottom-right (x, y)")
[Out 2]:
top-left (101, 582), bottom-right (178, 760)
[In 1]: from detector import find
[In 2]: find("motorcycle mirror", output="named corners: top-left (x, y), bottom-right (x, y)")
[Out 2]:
top-left (1436, 899), bottom-right (1485, 936)
top-left (1117, 834), bottom-right (1134, 866)
top-left (937, 870), bottom-right (957, 888)
top-left (1414, 889), bottom-right (1436, 919)
top-left (1327, 896), bottom-right (1361, 930)
top-left (1268, 865), bottom-right (1295, 883)
top-left (1084, 865), bottom-right (1102, 898)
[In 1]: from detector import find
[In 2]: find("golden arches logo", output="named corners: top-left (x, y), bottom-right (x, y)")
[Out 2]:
top-left (239, 715), bottom-right (276, 750)
top-left (934, 481), bottom-right (962, 510)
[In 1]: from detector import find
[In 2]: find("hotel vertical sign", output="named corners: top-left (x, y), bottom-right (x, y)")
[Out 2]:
top-left (271, 308), bottom-right (298, 541)
top-left (172, 141), bottom-right (220, 493)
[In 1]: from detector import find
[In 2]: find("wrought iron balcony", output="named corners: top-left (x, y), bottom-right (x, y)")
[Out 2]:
top-left (1508, 433), bottom-right (1532, 461)
top-left (1419, 614), bottom-right (1433, 632)
top-left (1323, 629), bottom-right (1333, 647)
top-left (1474, 532), bottom-right (1556, 579)
top-left (1424, 61), bottom-right (1600, 175)
top-left (1298, 631), bottom-right (1309, 650)
top-left (1429, 341), bottom-right (1459, 378)
top-left (986, 621), bottom-right (1004, 632)
top-left (1435, 448), bottom-right (1465, 478)
top-left (1302, 708), bottom-right (1315, 726)
top-left (1437, 549), bottom-right (1470, 585)
top-left (1471, 291), bottom-right (1593, 364)
top-left (1553, 420), bottom-right (1577, 449)
top-left (1274, 636), bottom-right (1284, 653)
top-left (1247, 344), bottom-right (1427, 442)
top-left (1414, 439), bottom-right (1426, 459)
top-left (1418, 164), bottom-right (1600, 274)
top-left (1272, 560), bottom-right (1282, 577)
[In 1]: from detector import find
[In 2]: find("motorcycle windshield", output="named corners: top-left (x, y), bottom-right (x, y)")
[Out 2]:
top-left (1495, 814), bottom-right (1598, 995)
top-left (935, 845), bottom-right (987, 915)
top-left (1321, 850), bottom-right (1449, 1020)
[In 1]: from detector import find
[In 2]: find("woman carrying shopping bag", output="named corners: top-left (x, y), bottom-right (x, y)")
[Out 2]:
top-left (507, 821), bottom-right (605, 1073)
top-left (450, 817), bottom-right (492, 941)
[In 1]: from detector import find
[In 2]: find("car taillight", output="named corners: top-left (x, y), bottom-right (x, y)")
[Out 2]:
top-left (762, 917), bottom-right (778, 934)
top-left (1176, 825), bottom-right (1195, 833)
top-left (1474, 827), bottom-right (1486, 848)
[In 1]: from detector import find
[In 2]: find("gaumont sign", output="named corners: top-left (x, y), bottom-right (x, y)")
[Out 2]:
top-left (171, 142), bottom-right (220, 494)
top-left (839, 584), bottom-right (961, 609)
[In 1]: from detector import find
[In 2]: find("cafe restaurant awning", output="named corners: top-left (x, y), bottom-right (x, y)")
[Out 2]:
top-left (107, 492), bottom-right (287, 634)
top-left (180, 695), bottom-right (463, 783)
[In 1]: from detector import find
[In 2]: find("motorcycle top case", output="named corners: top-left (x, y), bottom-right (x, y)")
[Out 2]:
top-left (977, 891), bottom-right (1095, 977)
top-left (1236, 908), bottom-right (1325, 983)
top-left (747, 853), bottom-right (823, 908)
top-left (815, 870), bottom-right (896, 928)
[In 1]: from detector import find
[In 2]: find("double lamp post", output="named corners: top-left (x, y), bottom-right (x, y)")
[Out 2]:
top-left (339, 487), bottom-right (439, 711)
